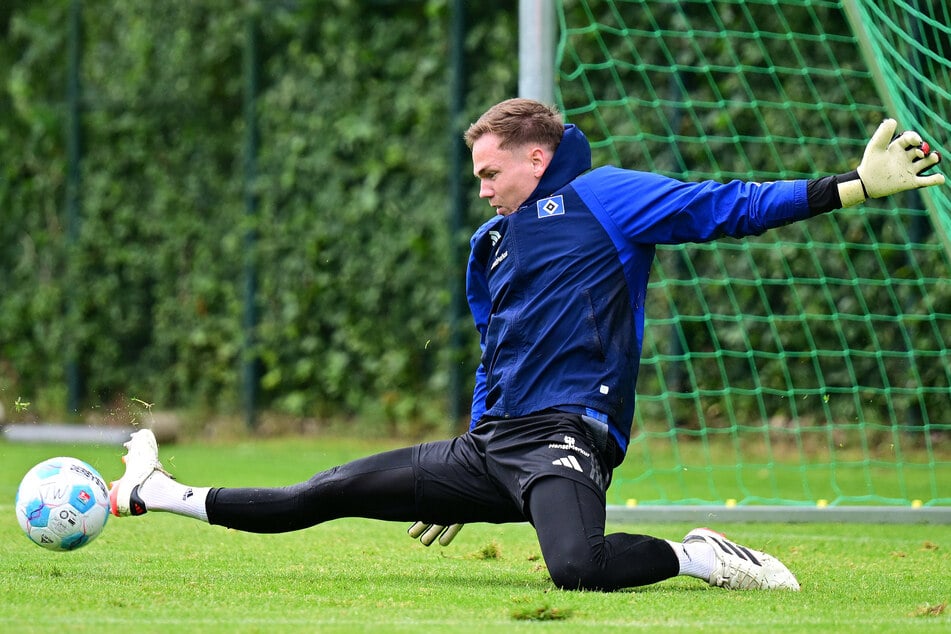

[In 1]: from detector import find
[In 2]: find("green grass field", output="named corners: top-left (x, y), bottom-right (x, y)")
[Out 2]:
top-left (1, 435), bottom-right (949, 633)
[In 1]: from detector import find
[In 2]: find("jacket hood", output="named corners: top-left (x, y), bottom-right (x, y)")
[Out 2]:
top-left (523, 123), bottom-right (592, 208)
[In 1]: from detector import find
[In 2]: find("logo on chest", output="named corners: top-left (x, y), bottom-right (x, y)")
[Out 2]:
top-left (536, 195), bottom-right (565, 218)
top-left (490, 249), bottom-right (508, 271)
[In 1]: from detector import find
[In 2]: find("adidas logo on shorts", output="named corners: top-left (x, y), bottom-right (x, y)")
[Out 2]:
top-left (552, 455), bottom-right (583, 472)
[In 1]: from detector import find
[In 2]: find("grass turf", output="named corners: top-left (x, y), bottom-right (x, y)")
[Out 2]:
top-left (1, 435), bottom-right (948, 633)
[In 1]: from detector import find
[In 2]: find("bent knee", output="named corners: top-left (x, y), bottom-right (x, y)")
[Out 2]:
top-left (546, 559), bottom-right (611, 591)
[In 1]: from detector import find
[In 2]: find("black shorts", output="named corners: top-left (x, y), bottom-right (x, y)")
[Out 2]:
top-left (412, 411), bottom-right (616, 525)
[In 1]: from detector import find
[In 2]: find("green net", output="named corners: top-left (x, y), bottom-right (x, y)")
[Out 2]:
top-left (555, 0), bottom-right (951, 508)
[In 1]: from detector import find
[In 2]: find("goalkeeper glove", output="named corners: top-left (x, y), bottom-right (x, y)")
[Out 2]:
top-left (407, 521), bottom-right (463, 547)
top-left (838, 118), bottom-right (945, 207)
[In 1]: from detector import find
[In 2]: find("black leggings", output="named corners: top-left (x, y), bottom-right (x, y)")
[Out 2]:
top-left (205, 446), bottom-right (678, 591)
top-left (206, 447), bottom-right (423, 532)
top-left (527, 476), bottom-right (678, 590)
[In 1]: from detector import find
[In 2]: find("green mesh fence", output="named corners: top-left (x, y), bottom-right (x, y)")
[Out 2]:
top-left (555, 0), bottom-right (951, 508)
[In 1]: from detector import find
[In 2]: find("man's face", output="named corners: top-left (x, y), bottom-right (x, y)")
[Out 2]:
top-left (471, 133), bottom-right (546, 216)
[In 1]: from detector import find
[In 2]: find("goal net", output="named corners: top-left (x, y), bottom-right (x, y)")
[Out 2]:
top-left (554, 0), bottom-right (950, 510)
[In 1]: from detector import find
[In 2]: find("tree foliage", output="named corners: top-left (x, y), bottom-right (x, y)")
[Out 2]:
top-left (0, 0), bottom-right (517, 430)
top-left (4, 0), bottom-right (947, 436)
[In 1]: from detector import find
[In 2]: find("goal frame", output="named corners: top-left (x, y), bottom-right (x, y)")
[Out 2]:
top-left (519, 0), bottom-right (951, 524)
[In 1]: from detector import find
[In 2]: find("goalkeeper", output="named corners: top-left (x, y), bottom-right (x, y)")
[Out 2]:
top-left (110, 99), bottom-right (944, 592)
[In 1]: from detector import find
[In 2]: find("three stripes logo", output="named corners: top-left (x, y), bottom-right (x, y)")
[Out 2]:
top-left (710, 534), bottom-right (762, 567)
top-left (552, 455), bottom-right (583, 472)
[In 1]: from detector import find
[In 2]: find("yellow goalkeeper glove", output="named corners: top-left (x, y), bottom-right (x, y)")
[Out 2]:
top-left (838, 118), bottom-right (945, 207)
top-left (407, 521), bottom-right (463, 547)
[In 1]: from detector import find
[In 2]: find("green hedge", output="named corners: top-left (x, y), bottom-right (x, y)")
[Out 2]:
top-left (0, 0), bottom-right (517, 431)
top-left (6, 1), bottom-right (943, 436)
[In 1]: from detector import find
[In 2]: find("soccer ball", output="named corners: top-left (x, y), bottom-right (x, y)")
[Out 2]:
top-left (15, 457), bottom-right (110, 552)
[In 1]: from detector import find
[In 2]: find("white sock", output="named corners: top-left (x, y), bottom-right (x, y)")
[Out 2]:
top-left (666, 539), bottom-right (716, 581)
top-left (139, 471), bottom-right (210, 522)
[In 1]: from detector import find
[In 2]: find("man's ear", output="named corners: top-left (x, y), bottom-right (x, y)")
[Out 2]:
top-left (530, 146), bottom-right (551, 178)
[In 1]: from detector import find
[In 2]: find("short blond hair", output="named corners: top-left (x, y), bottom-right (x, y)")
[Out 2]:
top-left (464, 98), bottom-right (564, 151)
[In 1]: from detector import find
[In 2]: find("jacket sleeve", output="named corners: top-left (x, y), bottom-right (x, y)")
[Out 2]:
top-left (465, 229), bottom-right (493, 429)
top-left (574, 167), bottom-right (811, 244)
top-left (470, 360), bottom-right (488, 429)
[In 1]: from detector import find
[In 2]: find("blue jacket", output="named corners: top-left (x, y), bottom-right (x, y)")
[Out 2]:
top-left (466, 124), bottom-right (810, 459)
